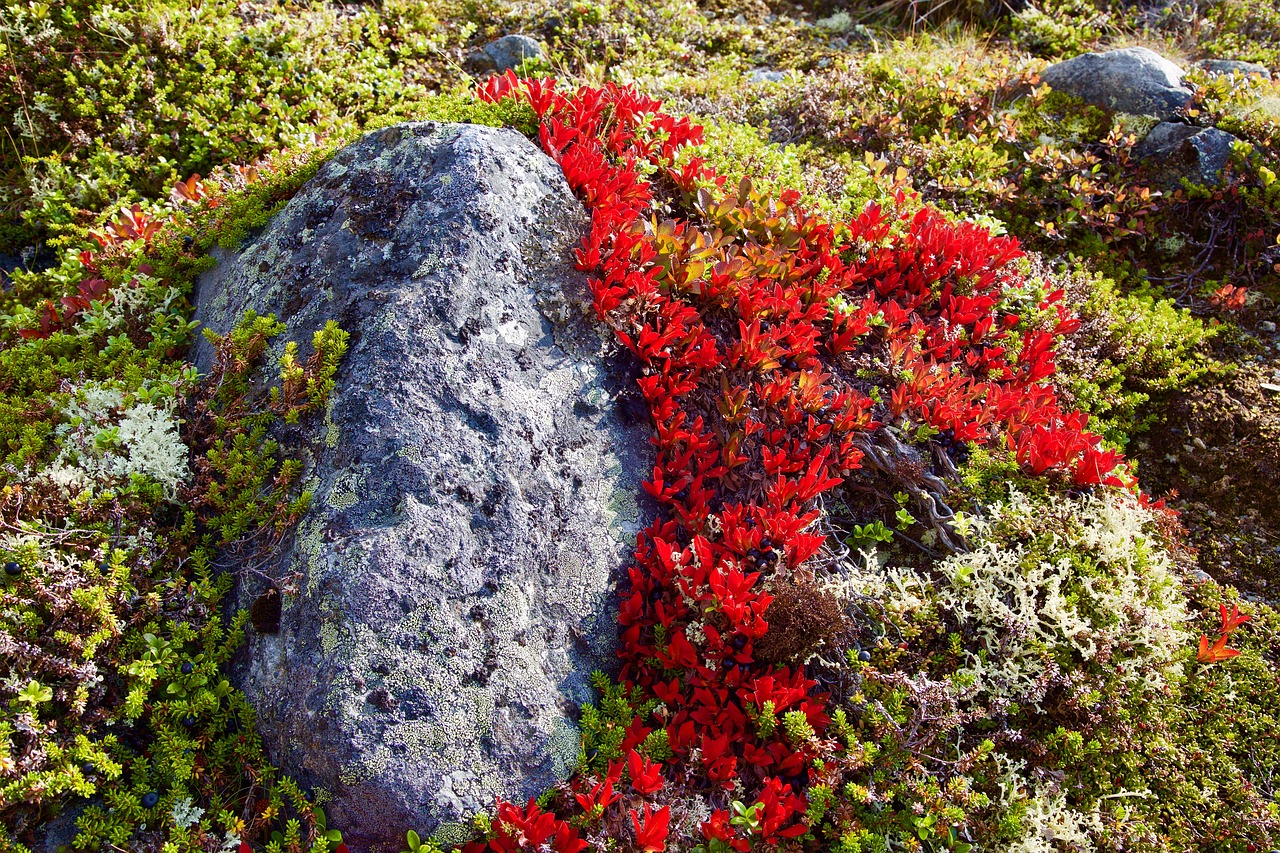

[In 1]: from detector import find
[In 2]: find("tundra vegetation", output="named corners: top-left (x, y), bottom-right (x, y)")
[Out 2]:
top-left (2, 1), bottom-right (1280, 852)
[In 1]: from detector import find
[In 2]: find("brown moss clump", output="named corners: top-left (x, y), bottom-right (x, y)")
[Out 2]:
top-left (754, 579), bottom-right (852, 666)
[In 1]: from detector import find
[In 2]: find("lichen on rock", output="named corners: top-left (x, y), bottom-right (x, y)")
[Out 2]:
top-left (193, 122), bottom-right (652, 850)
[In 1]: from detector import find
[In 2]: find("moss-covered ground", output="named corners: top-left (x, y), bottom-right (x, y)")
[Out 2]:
top-left (3, 0), bottom-right (1280, 851)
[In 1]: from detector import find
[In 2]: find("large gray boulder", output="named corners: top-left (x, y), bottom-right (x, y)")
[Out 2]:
top-left (193, 122), bottom-right (651, 850)
top-left (1041, 47), bottom-right (1193, 120)
top-left (1133, 122), bottom-right (1239, 186)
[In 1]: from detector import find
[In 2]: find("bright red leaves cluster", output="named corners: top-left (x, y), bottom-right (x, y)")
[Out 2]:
top-left (1198, 602), bottom-right (1251, 664)
top-left (467, 72), bottom-right (1127, 852)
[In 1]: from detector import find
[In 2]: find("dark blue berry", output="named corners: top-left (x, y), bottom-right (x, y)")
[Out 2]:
top-left (180, 661), bottom-right (194, 675)
top-left (141, 792), bottom-right (160, 808)
top-left (858, 650), bottom-right (871, 662)
top-left (182, 715), bottom-right (197, 728)
top-left (4, 561), bottom-right (19, 576)
top-left (760, 537), bottom-right (773, 550)
top-left (98, 560), bottom-right (111, 574)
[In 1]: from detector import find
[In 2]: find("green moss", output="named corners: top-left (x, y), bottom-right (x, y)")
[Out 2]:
top-left (1007, 0), bottom-right (1109, 57)
top-left (1055, 265), bottom-right (1217, 447)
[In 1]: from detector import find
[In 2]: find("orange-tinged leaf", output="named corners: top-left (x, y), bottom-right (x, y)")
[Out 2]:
top-left (1219, 602), bottom-right (1251, 634)
top-left (1198, 632), bottom-right (1241, 664)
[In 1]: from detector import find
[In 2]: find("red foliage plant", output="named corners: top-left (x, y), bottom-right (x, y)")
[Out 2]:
top-left (19, 173), bottom-right (227, 341)
top-left (494, 73), bottom-right (1132, 851)
top-left (460, 70), bottom-right (1131, 853)
top-left (16, 256), bottom-right (117, 341)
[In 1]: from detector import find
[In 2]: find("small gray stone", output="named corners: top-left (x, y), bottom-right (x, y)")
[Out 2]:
top-left (748, 68), bottom-right (787, 84)
top-left (1192, 59), bottom-right (1272, 81)
top-left (465, 34), bottom-right (544, 74)
top-left (1041, 47), bottom-right (1193, 120)
top-left (196, 122), bottom-right (652, 850)
top-left (29, 798), bottom-right (94, 853)
top-left (1133, 121), bottom-right (1239, 186)
top-left (1260, 320), bottom-right (1277, 333)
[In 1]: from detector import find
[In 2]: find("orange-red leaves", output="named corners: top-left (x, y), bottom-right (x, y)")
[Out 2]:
top-left (1198, 632), bottom-right (1241, 664)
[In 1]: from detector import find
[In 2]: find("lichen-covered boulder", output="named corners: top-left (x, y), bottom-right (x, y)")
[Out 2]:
top-left (192, 122), bottom-right (651, 850)
top-left (1134, 122), bottom-right (1239, 186)
top-left (1041, 47), bottom-right (1193, 120)
top-left (464, 34), bottom-right (544, 74)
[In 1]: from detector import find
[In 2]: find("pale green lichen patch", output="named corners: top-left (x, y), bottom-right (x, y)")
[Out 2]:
top-left (327, 468), bottom-right (364, 511)
top-left (432, 823), bottom-right (473, 848)
top-left (323, 396), bottom-right (341, 449)
top-left (548, 716), bottom-right (581, 780)
top-left (298, 515), bottom-right (329, 598)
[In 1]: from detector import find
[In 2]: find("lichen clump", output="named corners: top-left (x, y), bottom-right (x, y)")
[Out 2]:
top-left (929, 488), bottom-right (1188, 706)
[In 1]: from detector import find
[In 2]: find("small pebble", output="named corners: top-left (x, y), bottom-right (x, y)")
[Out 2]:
top-left (1260, 320), bottom-right (1276, 333)
top-left (748, 69), bottom-right (786, 84)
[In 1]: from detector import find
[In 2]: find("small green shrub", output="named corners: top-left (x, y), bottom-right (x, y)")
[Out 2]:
top-left (1054, 265), bottom-right (1217, 446)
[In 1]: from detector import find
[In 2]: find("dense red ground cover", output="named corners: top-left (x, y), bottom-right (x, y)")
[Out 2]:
top-left (467, 72), bottom-right (1127, 852)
